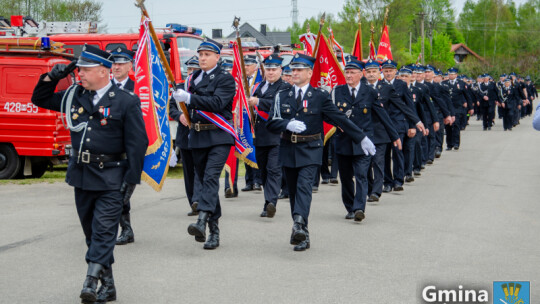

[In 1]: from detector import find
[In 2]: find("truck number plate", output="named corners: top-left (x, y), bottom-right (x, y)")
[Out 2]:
top-left (3, 102), bottom-right (39, 113)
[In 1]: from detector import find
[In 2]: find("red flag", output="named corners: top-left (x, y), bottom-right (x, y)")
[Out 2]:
top-left (328, 28), bottom-right (346, 66)
top-left (310, 33), bottom-right (346, 144)
top-left (368, 38), bottom-right (377, 60)
top-left (299, 33), bottom-right (317, 56)
top-left (376, 25), bottom-right (393, 61)
top-left (351, 30), bottom-right (362, 60)
top-left (134, 16), bottom-right (161, 154)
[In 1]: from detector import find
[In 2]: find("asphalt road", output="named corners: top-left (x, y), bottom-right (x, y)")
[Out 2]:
top-left (1, 117), bottom-right (539, 303)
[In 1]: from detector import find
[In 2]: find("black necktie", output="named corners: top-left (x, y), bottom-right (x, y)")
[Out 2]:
top-left (116, 82), bottom-right (122, 88)
top-left (351, 87), bottom-right (356, 100)
top-left (202, 72), bottom-right (208, 80)
top-left (296, 89), bottom-right (303, 107)
top-left (88, 90), bottom-right (97, 105)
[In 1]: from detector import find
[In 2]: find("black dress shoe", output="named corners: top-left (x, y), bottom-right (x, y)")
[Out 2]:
top-left (420, 164), bottom-right (425, 170)
top-left (290, 215), bottom-right (307, 244)
top-left (80, 262), bottom-right (104, 303)
top-left (116, 214), bottom-right (134, 245)
top-left (454, 146), bottom-right (459, 150)
top-left (188, 211), bottom-right (209, 243)
top-left (435, 150), bottom-right (442, 158)
top-left (393, 185), bottom-right (404, 191)
top-left (405, 175), bottom-right (415, 183)
top-left (426, 160), bottom-right (433, 165)
top-left (345, 212), bottom-right (354, 219)
top-left (353, 210), bottom-right (365, 222)
top-left (225, 188), bottom-right (238, 198)
top-left (96, 267), bottom-right (116, 302)
top-left (367, 194), bottom-right (379, 202)
top-left (260, 210), bottom-right (268, 217)
top-left (203, 220), bottom-right (219, 250)
top-left (413, 170), bottom-right (421, 176)
top-left (188, 202), bottom-right (199, 216)
top-left (446, 147), bottom-right (453, 151)
top-left (382, 185), bottom-right (392, 193)
top-left (312, 186), bottom-right (318, 193)
top-left (253, 183), bottom-right (262, 191)
top-left (321, 179), bottom-right (329, 184)
top-left (294, 230), bottom-right (310, 252)
top-left (241, 185), bottom-right (254, 192)
top-left (329, 178), bottom-right (339, 184)
top-left (266, 203), bottom-right (276, 218)
top-left (278, 192), bottom-right (289, 199)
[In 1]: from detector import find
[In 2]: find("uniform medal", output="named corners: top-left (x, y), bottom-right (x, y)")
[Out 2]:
top-left (303, 100), bottom-right (308, 112)
top-left (100, 119), bottom-right (107, 126)
top-left (343, 103), bottom-right (347, 107)
top-left (72, 113), bottom-right (79, 120)
top-left (363, 108), bottom-right (368, 114)
top-left (78, 107), bottom-right (84, 114)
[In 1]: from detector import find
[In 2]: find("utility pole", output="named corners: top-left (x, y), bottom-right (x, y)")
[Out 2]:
top-left (417, 12), bottom-right (425, 65)
top-left (291, 0), bottom-right (298, 27)
top-left (409, 32), bottom-right (412, 54)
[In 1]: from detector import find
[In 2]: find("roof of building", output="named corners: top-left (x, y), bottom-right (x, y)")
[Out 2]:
top-left (451, 43), bottom-right (485, 62)
top-left (226, 23), bottom-right (290, 47)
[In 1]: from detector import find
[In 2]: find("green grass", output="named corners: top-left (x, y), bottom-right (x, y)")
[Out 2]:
top-left (0, 160), bottom-right (249, 185)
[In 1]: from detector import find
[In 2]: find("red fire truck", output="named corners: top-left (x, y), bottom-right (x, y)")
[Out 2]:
top-left (0, 37), bottom-right (74, 179)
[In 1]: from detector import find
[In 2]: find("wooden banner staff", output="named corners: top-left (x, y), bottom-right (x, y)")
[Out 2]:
top-left (380, 7), bottom-right (389, 44)
top-left (135, 0), bottom-right (191, 128)
top-left (357, 8), bottom-right (363, 59)
top-left (255, 51), bottom-right (265, 80)
top-left (313, 13), bottom-right (326, 58)
top-left (233, 16), bottom-right (255, 124)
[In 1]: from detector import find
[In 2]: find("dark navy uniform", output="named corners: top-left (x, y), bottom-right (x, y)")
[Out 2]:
top-left (186, 66), bottom-right (235, 220)
top-left (175, 38), bottom-right (236, 250)
top-left (267, 53), bottom-right (368, 250)
top-left (333, 80), bottom-right (398, 215)
top-left (412, 79), bottom-right (437, 169)
top-left (372, 78), bottom-right (421, 190)
top-left (436, 77), bottom-right (455, 154)
top-left (424, 79), bottom-right (451, 160)
top-left (443, 70), bottom-right (471, 150)
top-left (252, 63), bottom-right (291, 216)
top-left (498, 80), bottom-right (519, 130)
top-left (31, 44), bottom-right (147, 302)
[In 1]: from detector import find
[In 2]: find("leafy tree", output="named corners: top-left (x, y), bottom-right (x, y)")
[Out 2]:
top-left (0, 0), bottom-right (102, 24)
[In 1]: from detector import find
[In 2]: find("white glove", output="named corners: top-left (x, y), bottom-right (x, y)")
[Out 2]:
top-left (173, 89), bottom-right (191, 104)
top-left (286, 120), bottom-right (306, 133)
top-left (361, 136), bottom-right (376, 156)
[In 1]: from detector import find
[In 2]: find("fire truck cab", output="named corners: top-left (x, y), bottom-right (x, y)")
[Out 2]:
top-left (0, 37), bottom-right (74, 179)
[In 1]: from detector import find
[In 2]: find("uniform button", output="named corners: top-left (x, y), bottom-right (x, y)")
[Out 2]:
top-left (351, 115), bottom-right (355, 117)
top-left (87, 127), bottom-right (92, 131)
top-left (86, 138), bottom-right (91, 142)
top-left (296, 113), bottom-right (299, 116)
top-left (89, 116), bottom-right (93, 120)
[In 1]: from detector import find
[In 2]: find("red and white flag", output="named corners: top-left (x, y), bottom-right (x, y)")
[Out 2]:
top-left (299, 32), bottom-right (317, 56)
top-left (310, 33), bottom-right (346, 144)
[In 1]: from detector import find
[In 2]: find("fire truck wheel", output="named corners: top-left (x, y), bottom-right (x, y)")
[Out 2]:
top-left (30, 160), bottom-right (50, 178)
top-left (0, 144), bottom-right (21, 179)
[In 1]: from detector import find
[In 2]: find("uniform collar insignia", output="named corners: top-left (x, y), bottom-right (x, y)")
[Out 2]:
top-left (209, 74), bottom-right (215, 80)
top-left (289, 91), bottom-right (293, 96)
top-left (109, 91), bottom-right (115, 98)
top-left (307, 91), bottom-right (312, 97)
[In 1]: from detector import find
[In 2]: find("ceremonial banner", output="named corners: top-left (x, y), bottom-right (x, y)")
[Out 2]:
top-left (368, 38), bottom-right (377, 60)
top-left (134, 17), bottom-right (161, 154)
top-left (135, 17), bottom-right (172, 191)
top-left (224, 41), bottom-right (258, 187)
top-left (310, 33), bottom-right (346, 144)
top-left (376, 25), bottom-right (393, 61)
top-left (299, 32), bottom-right (317, 56)
top-left (351, 29), bottom-right (363, 60)
top-left (328, 28), bottom-right (346, 66)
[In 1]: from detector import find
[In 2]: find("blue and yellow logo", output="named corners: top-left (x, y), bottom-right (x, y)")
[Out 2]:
top-left (493, 281), bottom-right (530, 304)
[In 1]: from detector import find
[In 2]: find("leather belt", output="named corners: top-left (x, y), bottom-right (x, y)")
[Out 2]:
top-left (193, 120), bottom-right (233, 132)
top-left (73, 149), bottom-right (126, 165)
top-left (281, 133), bottom-right (321, 143)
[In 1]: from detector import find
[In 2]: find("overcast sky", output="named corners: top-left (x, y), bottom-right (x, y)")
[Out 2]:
top-left (101, 0), bottom-right (527, 35)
